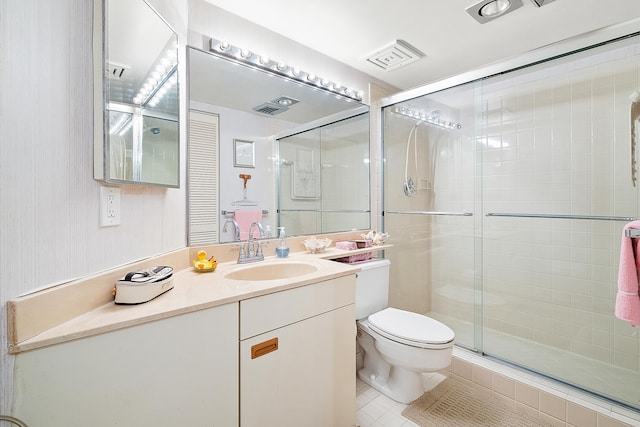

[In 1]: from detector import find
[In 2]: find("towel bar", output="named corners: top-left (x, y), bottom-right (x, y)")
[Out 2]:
top-left (486, 213), bottom-right (636, 221)
top-left (222, 209), bottom-right (268, 216)
top-left (385, 210), bottom-right (473, 216)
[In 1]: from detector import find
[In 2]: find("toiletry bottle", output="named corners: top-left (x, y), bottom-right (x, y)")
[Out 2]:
top-left (264, 225), bottom-right (272, 238)
top-left (276, 227), bottom-right (290, 258)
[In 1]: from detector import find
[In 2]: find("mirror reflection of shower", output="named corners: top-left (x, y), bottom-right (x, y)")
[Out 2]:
top-left (396, 107), bottom-right (462, 200)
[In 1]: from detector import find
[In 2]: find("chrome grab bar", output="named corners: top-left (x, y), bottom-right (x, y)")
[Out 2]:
top-left (486, 213), bottom-right (636, 221)
top-left (384, 210), bottom-right (473, 216)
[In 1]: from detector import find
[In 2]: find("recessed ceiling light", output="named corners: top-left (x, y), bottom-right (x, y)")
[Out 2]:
top-left (480, 0), bottom-right (511, 17)
top-left (466, 0), bottom-right (523, 24)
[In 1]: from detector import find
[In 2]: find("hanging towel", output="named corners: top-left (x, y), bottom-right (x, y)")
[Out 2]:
top-left (233, 210), bottom-right (263, 240)
top-left (615, 221), bottom-right (640, 327)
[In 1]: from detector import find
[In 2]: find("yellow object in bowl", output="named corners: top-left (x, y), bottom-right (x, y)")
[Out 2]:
top-left (193, 250), bottom-right (217, 272)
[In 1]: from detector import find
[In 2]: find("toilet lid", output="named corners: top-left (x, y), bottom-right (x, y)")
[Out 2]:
top-left (368, 307), bottom-right (455, 348)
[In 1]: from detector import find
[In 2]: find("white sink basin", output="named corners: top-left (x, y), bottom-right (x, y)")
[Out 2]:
top-left (224, 261), bottom-right (318, 281)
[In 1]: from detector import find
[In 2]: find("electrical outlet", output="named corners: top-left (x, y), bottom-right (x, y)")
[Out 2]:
top-left (100, 186), bottom-right (121, 227)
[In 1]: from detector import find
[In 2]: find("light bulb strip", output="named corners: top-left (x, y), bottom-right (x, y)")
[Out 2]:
top-left (133, 64), bottom-right (178, 107)
top-left (109, 112), bottom-right (132, 136)
top-left (208, 38), bottom-right (363, 103)
top-left (395, 107), bottom-right (462, 130)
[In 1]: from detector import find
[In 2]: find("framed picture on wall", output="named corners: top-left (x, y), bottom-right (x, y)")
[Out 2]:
top-left (234, 139), bottom-right (255, 168)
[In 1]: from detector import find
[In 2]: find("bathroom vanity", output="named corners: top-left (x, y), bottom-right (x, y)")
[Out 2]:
top-left (7, 237), bottom-right (390, 426)
top-left (240, 275), bottom-right (355, 426)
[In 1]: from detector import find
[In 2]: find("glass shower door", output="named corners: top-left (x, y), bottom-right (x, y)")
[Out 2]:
top-left (477, 37), bottom-right (640, 409)
top-left (278, 113), bottom-right (370, 236)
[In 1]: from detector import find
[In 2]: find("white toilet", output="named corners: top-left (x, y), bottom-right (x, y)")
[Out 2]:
top-left (355, 258), bottom-right (455, 404)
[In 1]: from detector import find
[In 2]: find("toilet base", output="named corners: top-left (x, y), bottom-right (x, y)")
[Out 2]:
top-left (358, 365), bottom-right (425, 404)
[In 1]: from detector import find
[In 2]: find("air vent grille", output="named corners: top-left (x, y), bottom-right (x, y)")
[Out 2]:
top-left (366, 40), bottom-right (425, 71)
top-left (252, 102), bottom-right (289, 116)
top-left (106, 62), bottom-right (130, 80)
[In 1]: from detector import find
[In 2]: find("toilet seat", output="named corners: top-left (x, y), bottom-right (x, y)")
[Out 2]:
top-left (367, 307), bottom-right (455, 349)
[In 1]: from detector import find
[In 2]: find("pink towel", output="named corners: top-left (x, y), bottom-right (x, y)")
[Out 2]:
top-left (233, 210), bottom-right (263, 240)
top-left (615, 221), bottom-right (640, 326)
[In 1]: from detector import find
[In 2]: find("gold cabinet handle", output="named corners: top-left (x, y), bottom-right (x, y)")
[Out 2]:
top-left (251, 337), bottom-right (278, 359)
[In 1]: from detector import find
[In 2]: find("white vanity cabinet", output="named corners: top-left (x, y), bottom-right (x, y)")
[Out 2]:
top-left (239, 275), bottom-right (356, 427)
top-left (13, 303), bottom-right (239, 427)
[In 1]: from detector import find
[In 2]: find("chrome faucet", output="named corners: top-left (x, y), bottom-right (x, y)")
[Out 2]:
top-left (237, 221), bottom-right (266, 263)
top-left (222, 219), bottom-right (240, 241)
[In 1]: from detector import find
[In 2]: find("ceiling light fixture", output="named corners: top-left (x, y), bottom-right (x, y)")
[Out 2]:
top-left (466, 0), bottom-right (523, 24)
top-left (208, 37), bottom-right (363, 102)
top-left (132, 43), bottom-right (178, 107)
top-left (395, 107), bottom-right (462, 130)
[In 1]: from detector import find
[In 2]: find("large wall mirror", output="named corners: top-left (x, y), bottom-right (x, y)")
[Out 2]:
top-left (188, 44), bottom-right (369, 245)
top-left (94, 0), bottom-right (180, 187)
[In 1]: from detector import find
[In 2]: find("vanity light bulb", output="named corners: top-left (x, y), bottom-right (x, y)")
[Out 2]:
top-left (259, 56), bottom-right (270, 65)
top-left (292, 67), bottom-right (301, 76)
top-left (277, 62), bottom-right (287, 71)
top-left (240, 49), bottom-right (251, 58)
top-left (306, 73), bottom-right (316, 82)
top-left (219, 41), bottom-right (230, 51)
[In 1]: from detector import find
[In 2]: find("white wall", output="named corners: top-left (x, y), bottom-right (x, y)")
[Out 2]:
top-left (0, 0), bottom-right (190, 415)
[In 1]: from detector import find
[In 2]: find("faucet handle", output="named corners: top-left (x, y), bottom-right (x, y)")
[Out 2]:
top-left (232, 243), bottom-right (246, 260)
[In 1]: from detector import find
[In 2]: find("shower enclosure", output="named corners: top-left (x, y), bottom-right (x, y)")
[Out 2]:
top-left (382, 34), bottom-right (640, 411)
top-left (278, 112), bottom-right (370, 236)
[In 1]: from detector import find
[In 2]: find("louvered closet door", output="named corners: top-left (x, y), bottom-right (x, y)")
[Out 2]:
top-left (188, 110), bottom-right (218, 245)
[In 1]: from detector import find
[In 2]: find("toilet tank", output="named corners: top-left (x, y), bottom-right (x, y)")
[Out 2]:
top-left (355, 258), bottom-right (391, 320)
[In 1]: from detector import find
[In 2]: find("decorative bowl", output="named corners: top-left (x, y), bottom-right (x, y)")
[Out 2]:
top-left (303, 238), bottom-right (332, 254)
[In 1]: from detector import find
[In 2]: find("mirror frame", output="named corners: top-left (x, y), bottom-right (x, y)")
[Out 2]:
top-left (93, 0), bottom-right (180, 188)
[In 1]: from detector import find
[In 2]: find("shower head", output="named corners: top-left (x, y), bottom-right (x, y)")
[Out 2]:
top-left (403, 177), bottom-right (417, 197)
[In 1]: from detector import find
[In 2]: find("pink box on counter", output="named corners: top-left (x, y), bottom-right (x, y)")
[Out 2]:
top-left (335, 240), bottom-right (373, 264)
top-left (335, 241), bottom-right (358, 250)
top-left (335, 252), bottom-right (372, 264)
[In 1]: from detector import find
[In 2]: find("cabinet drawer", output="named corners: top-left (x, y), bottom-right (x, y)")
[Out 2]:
top-left (240, 274), bottom-right (355, 340)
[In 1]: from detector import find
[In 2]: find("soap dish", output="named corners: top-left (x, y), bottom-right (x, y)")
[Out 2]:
top-left (303, 238), bottom-right (332, 253)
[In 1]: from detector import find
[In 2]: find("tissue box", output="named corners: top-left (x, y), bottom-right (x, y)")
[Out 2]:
top-left (335, 240), bottom-right (372, 264)
top-left (336, 241), bottom-right (357, 250)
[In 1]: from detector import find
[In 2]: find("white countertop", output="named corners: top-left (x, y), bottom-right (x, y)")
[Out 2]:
top-left (9, 248), bottom-right (391, 353)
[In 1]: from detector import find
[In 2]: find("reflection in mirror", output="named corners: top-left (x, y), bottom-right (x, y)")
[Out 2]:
top-left (94, 0), bottom-right (179, 187)
top-left (278, 113), bottom-right (370, 236)
top-left (187, 46), bottom-right (369, 245)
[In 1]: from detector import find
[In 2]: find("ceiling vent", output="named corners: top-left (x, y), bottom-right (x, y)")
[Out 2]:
top-left (252, 102), bottom-right (289, 116)
top-left (366, 40), bottom-right (425, 71)
top-left (106, 62), bottom-right (130, 80)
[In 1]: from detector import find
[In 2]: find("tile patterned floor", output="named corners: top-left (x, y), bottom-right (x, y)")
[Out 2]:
top-left (356, 373), bottom-right (448, 427)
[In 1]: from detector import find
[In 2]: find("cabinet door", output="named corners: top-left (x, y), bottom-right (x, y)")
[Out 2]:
top-left (240, 304), bottom-right (355, 427)
top-left (14, 304), bottom-right (239, 427)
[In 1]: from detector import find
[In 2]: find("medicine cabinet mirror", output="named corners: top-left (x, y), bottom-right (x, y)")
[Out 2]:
top-left (93, 0), bottom-right (179, 187)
